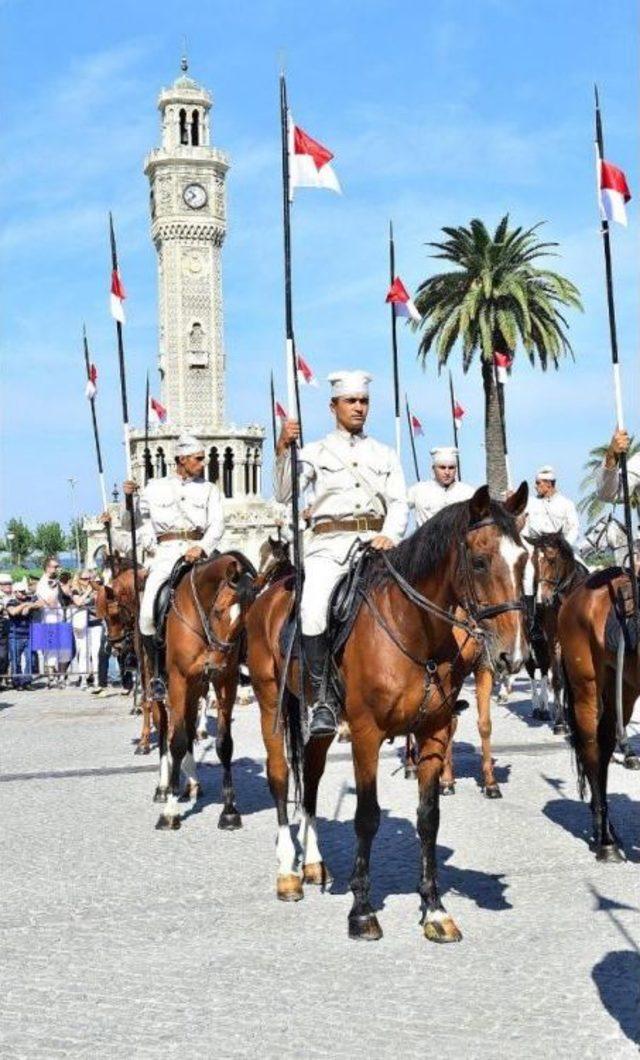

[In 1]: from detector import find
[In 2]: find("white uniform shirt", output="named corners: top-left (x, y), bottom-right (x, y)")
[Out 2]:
top-left (127, 475), bottom-right (224, 556)
top-left (408, 479), bottom-right (475, 527)
top-left (35, 575), bottom-right (61, 609)
top-left (524, 491), bottom-right (580, 544)
top-left (597, 452), bottom-right (640, 504)
top-left (274, 428), bottom-right (408, 546)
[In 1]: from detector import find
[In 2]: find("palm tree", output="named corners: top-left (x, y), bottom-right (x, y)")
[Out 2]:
top-left (413, 216), bottom-right (582, 494)
top-left (578, 439), bottom-right (639, 523)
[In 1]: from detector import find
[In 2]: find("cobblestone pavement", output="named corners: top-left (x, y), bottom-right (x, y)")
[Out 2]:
top-left (1, 678), bottom-right (638, 1059)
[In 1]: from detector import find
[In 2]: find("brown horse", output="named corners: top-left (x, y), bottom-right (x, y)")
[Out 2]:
top-left (526, 532), bottom-right (588, 732)
top-left (440, 660), bottom-right (504, 798)
top-left (558, 568), bottom-right (639, 861)
top-left (247, 484), bottom-right (529, 941)
top-left (153, 552), bottom-right (257, 831)
top-left (94, 565), bottom-right (156, 754)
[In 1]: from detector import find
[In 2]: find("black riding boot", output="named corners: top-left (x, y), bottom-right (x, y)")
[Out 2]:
top-left (302, 633), bottom-right (337, 738)
top-left (142, 634), bottom-right (166, 700)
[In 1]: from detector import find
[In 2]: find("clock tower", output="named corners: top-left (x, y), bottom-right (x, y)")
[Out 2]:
top-left (122, 61), bottom-right (279, 566)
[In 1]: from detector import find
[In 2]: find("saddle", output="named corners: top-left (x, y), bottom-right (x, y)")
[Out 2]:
top-left (603, 569), bottom-right (640, 655)
top-left (152, 557), bottom-right (194, 647)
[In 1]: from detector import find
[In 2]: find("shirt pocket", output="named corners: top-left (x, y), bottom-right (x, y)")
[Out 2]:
top-left (315, 453), bottom-right (355, 497)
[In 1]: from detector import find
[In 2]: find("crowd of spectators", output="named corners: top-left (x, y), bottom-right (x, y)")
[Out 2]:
top-left (0, 555), bottom-right (119, 695)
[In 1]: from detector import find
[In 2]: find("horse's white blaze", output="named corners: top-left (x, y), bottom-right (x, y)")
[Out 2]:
top-left (499, 536), bottom-right (526, 667)
top-left (229, 603), bottom-right (240, 624)
top-left (299, 813), bottom-right (322, 866)
top-left (276, 825), bottom-right (298, 876)
top-left (182, 751), bottom-right (197, 786)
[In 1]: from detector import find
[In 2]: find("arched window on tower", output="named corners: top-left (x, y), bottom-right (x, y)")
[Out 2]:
top-left (191, 109), bottom-right (200, 146)
top-left (179, 108), bottom-right (188, 145)
top-left (252, 448), bottom-right (260, 495)
top-left (208, 446), bottom-right (219, 484)
top-left (244, 448), bottom-right (252, 495)
top-left (223, 447), bottom-right (234, 499)
top-left (155, 447), bottom-right (167, 478)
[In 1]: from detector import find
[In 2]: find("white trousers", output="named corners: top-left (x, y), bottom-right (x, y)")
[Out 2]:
top-left (301, 552), bottom-right (352, 636)
top-left (139, 541), bottom-right (190, 636)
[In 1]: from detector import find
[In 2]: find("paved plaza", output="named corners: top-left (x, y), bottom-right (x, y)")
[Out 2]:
top-left (1, 679), bottom-right (638, 1059)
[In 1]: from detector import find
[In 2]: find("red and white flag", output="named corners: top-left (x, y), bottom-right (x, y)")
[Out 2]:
top-left (274, 400), bottom-right (287, 421)
top-left (410, 413), bottom-right (424, 436)
top-left (110, 269), bottom-right (126, 324)
top-left (85, 363), bottom-right (97, 400)
top-left (296, 353), bottom-right (318, 387)
top-left (386, 276), bottom-right (421, 323)
top-left (453, 401), bottom-right (465, 422)
top-left (599, 157), bottom-right (631, 226)
top-left (289, 121), bottom-right (341, 195)
top-left (148, 396), bottom-right (167, 425)
top-left (493, 351), bottom-right (512, 384)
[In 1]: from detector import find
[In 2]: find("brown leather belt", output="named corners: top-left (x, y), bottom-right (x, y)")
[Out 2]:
top-left (157, 530), bottom-right (203, 543)
top-left (313, 516), bottom-right (384, 535)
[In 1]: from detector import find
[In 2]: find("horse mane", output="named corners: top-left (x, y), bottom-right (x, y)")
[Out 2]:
top-left (388, 497), bottom-right (519, 585)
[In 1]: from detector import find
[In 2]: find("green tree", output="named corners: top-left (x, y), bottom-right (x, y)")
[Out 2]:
top-left (33, 521), bottom-right (67, 558)
top-left (413, 216), bottom-right (583, 495)
top-left (4, 518), bottom-right (34, 564)
top-left (67, 518), bottom-right (88, 564)
top-left (578, 438), bottom-right (640, 524)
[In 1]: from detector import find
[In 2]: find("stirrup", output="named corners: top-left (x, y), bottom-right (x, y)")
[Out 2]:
top-left (309, 701), bottom-right (338, 738)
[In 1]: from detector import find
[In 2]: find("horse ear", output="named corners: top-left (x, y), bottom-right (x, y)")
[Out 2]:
top-left (224, 560), bottom-right (240, 587)
top-left (504, 481), bottom-right (528, 517)
top-left (469, 485), bottom-right (491, 524)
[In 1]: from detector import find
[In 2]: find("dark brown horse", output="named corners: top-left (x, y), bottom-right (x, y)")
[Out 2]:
top-left (558, 568), bottom-right (639, 861)
top-left (526, 532), bottom-right (588, 732)
top-left (94, 565), bottom-right (155, 753)
top-left (153, 552), bottom-right (257, 831)
top-left (247, 484), bottom-right (529, 941)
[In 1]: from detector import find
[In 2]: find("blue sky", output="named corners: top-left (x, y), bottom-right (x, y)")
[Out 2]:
top-left (1, 0), bottom-right (638, 529)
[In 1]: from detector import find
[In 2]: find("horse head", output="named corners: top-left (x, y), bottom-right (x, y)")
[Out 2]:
top-left (459, 481), bottom-right (529, 675)
top-left (528, 531), bottom-right (575, 606)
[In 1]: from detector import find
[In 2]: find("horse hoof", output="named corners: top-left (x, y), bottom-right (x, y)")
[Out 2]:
top-left (423, 913), bottom-right (463, 944)
top-left (623, 754), bottom-right (640, 771)
top-left (303, 862), bottom-right (333, 887)
top-left (218, 811), bottom-right (242, 831)
top-left (553, 722), bottom-right (569, 736)
top-left (153, 787), bottom-right (168, 804)
top-left (348, 913), bottom-right (383, 941)
top-left (276, 874), bottom-right (304, 902)
top-left (439, 782), bottom-right (455, 796)
top-left (596, 844), bottom-right (624, 863)
top-left (155, 815), bottom-right (181, 831)
top-left (483, 784), bottom-right (502, 800)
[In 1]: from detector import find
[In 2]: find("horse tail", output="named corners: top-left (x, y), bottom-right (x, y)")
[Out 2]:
top-left (561, 659), bottom-right (587, 800)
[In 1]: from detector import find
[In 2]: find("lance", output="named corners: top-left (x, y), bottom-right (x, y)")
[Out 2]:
top-left (389, 221), bottom-right (401, 456)
top-left (109, 212), bottom-right (141, 610)
top-left (595, 86), bottom-right (638, 612)
top-left (405, 394), bottom-right (421, 481)
top-left (143, 371), bottom-right (152, 485)
top-left (82, 324), bottom-right (114, 563)
top-left (270, 370), bottom-right (278, 453)
top-left (448, 370), bottom-right (462, 480)
top-left (279, 72), bottom-right (305, 710)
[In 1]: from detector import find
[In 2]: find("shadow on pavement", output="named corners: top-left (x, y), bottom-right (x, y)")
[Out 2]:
top-left (452, 740), bottom-right (512, 787)
top-left (543, 793), bottom-right (640, 863)
top-left (317, 809), bottom-right (512, 912)
top-left (592, 950), bottom-right (640, 1044)
top-left (181, 755), bottom-right (272, 821)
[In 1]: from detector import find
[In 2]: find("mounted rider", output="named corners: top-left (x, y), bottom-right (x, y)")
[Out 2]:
top-left (274, 370), bottom-right (408, 738)
top-left (123, 433), bottom-right (225, 697)
top-left (597, 427), bottom-right (640, 566)
top-left (522, 464), bottom-right (580, 622)
top-left (408, 446), bottom-right (474, 527)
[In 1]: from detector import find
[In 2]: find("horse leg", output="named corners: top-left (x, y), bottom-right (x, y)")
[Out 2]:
top-left (153, 699), bottom-right (170, 803)
top-left (416, 724), bottom-right (462, 943)
top-left (196, 693), bottom-right (210, 742)
top-left (155, 671), bottom-right (188, 831)
top-left (215, 665), bottom-right (242, 831)
top-left (404, 734), bottom-right (416, 779)
top-left (348, 729), bottom-right (383, 940)
top-left (301, 735), bottom-right (333, 887)
top-left (258, 686), bottom-right (303, 902)
top-left (439, 715), bottom-right (457, 795)
top-left (476, 668), bottom-right (501, 798)
top-left (179, 684), bottom-right (202, 802)
top-left (540, 674), bottom-right (551, 722)
top-left (551, 650), bottom-right (568, 735)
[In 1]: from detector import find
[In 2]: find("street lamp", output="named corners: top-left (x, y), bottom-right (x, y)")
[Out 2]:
top-left (68, 477), bottom-right (81, 570)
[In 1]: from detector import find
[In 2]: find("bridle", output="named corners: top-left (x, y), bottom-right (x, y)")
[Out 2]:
top-left (456, 516), bottom-right (525, 623)
top-left (535, 548), bottom-right (580, 608)
top-left (171, 562), bottom-right (254, 659)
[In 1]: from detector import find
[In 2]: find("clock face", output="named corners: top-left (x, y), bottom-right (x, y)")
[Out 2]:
top-left (183, 183), bottom-right (207, 210)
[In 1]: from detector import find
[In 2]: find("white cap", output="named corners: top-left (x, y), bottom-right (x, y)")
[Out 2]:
top-left (431, 446), bottom-right (459, 466)
top-left (327, 370), bottom-right (372, 399)
top-left (536, 465), bottom-right (556, 481)
top-left (0, 572), bottom-right (12, 585)
top-left (13, 578), bottom-right (28, 593)
top-left (175, 433), bottom-right (204, 458)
